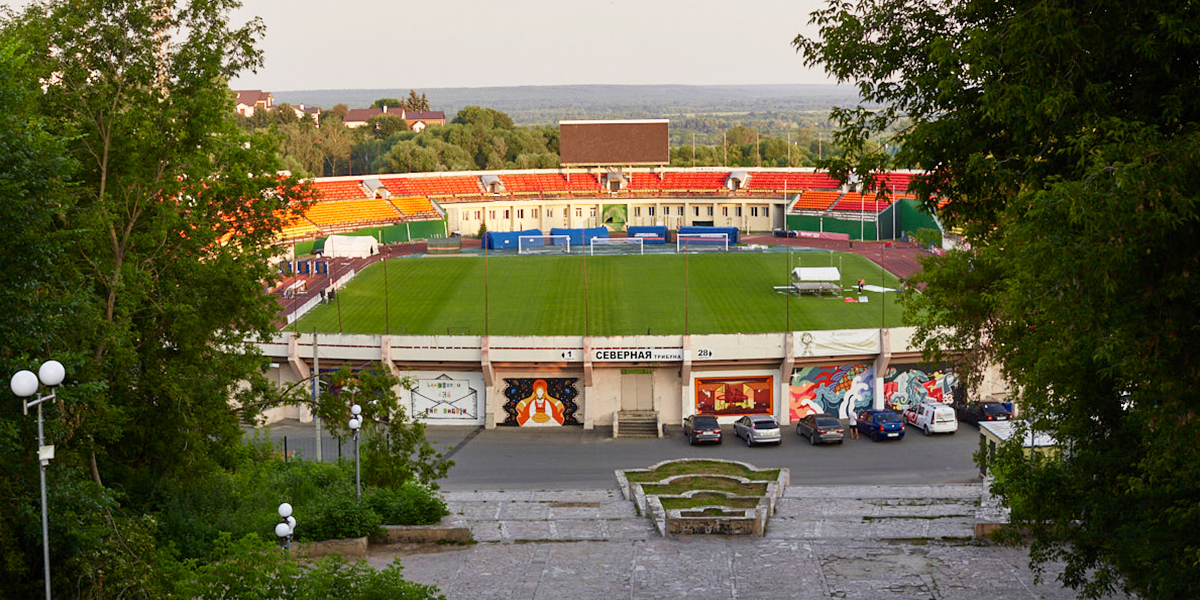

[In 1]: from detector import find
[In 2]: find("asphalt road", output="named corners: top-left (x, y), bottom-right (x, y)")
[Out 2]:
top-left (422, 422), bottom-right (983, 491)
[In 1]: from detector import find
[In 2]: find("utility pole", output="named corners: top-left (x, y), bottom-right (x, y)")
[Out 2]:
top-left (313, 329), bottom-right (322, 462)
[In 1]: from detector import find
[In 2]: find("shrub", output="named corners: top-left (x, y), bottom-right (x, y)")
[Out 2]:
top-left (300, 493), bottom-right (382, 541)
top-left (364, 482), bottom-right (448, 526)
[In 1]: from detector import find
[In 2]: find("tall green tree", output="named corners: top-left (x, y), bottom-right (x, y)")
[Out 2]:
top-left (796, 1), bottom-right (1200, 598)
top-left (8, 0), bottom-right (315, 500)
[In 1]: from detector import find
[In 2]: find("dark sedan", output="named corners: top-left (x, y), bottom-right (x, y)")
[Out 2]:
top-left (956, 401), bottom-right (1013, 426)
top-left (683, 414), bottom-right (723, 445)
top-left (796, 413), bottom-right (844, 445)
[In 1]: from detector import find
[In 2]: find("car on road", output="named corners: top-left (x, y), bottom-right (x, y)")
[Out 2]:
top-left (857, 409), bottom-right (906, 441)
top-left (683, 414), bottom-right (722, 445)
top-left (733, 414), bottom-right (782, 447)
top-left (795, 413), bottom-right (844, 445)
top-left (903, 402), bottom-right (958, 436)
top-left (956, 401), bottom-right (1012, 426)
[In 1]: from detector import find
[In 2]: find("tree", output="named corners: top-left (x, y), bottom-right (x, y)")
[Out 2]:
top-left (796, 1), bottom-right (1200, 598)
top-left (372, 97), bottom-right (403, 110)
top-left (403, 89), bottom-right (430, 112)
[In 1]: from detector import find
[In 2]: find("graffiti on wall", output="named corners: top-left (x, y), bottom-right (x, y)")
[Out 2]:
top-left (789, 363), bottom-right (958, 420)
top-left (501, 378), bottom-right (581, 426)
top-left (695, 376), bottom-right (773, 416)
top-left (408, 373), bottom-right (483, 423)
top-left (884, 363), bottom-right (958, 410)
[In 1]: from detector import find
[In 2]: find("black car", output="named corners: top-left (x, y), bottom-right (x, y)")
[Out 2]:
top-left (795, 413), bottom-right (844, 445)
top-left (683, 414), bottom-right (722, 445)
top-left (956, 401), bottom-right (1013, 426)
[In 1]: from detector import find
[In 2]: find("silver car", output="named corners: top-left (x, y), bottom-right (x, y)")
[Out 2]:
top-left (733, 414), bottom-right (782, 447)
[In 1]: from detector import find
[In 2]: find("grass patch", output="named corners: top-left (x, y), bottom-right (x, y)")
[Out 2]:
top-left (660, 496), bottom-right (760, 511)
top-left (640, 476), bottom-right (766, 497)
top-left (290, 252), bottom-right (905, 336)
top-left (624, 460), bottom-right (780, 483)
top-left (680, 508), bottom-right (747, 517)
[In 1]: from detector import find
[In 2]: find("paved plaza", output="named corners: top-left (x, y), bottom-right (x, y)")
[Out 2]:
top-left (369, 485), bottom-right (1123, 599)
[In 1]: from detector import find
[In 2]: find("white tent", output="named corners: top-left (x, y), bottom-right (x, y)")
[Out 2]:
top-left (791, 267), bottom-right (841, 282)
top-left (323, 234), bottom-right (378, 258)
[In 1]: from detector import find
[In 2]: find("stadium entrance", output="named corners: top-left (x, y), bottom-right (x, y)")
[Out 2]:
top-left (620, 369), bottom-right (654, 411)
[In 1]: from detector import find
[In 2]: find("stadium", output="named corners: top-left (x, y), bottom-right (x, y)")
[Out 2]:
top-left (255, 120), bottom-right (996, 435)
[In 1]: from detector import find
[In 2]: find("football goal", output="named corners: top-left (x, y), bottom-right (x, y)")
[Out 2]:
top-left (518, 234), bottom-right (572, 254)
top-left (676, 233), bottom-right (730, 253)
top-left (589, 237), bottom-right (644, 255)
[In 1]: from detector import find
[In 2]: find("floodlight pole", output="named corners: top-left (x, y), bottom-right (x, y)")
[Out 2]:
top-left (11, 360), bottom-right (65, 600)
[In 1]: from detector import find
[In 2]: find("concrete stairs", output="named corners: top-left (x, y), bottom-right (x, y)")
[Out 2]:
top-left (615, 411), bottom-right (660, 438)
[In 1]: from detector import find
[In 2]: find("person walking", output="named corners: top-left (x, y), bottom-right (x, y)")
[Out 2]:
top-left (848, 411), bottom-right (859, 439)
top-left (858, 277), bottom-right (865, 293)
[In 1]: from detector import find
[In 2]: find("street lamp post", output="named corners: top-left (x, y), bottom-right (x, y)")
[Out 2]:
top-left (10, 359), bottom-right (66, 600)
top-left (348, 404), bottom-right (362, 503)
top-left (275, 502), bottom-right (296, 550)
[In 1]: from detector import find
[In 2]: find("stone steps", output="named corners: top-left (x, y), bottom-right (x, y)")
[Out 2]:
top-left (616, 411), bottom-right (659, 438)
top-left (443, 485), bottom-right (984, 543)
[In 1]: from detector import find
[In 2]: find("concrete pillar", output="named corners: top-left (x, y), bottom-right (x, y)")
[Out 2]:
top-left (780, 332), bottom-right (794, 425)
top-left (681, 335), bottom-right (693, 419)
top-left (872, 328), bottom-right (892, 410)
top-left (582, 336), bottom-right (594, 430)
top-left (481, 337), bottom-right (497, 429)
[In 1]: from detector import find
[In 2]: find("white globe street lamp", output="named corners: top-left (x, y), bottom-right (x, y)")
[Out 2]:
top-left (10, 359), bottom-right (65, 600)
top-left (276, 502), bottom-right (296, 550)
top-left (349, 404), bottom-right (363, 503)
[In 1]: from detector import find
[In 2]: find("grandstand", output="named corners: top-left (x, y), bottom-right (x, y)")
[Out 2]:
top-left (382, 175), bottom-right (482, 201)
top-left (659, 171), bottom-right (730, 194)
top-left (388, 196), bottom-right (443, 220)
top-left (301, 198), bottom-right (401, 231)
top-left (830, 192), bottom-right (891, 213)
top-left (278, 211), bottom-right (320, 240)
top-left (791, 190), bottom-right (844, 211)
top-left (312, 179), bottom-right (368, 200)
top-left (747, 171), bottom-right (841, 192)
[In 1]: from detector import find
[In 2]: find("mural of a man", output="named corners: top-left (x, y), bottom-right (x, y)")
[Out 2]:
top-left (516, 379), bottom-right (565, 426)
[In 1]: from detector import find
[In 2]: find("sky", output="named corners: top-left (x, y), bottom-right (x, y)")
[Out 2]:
top-left (222, 0), bottom-right (831, 91)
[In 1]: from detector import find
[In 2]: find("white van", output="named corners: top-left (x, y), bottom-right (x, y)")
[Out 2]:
top-left (903, 401), bottom-right (959, 435)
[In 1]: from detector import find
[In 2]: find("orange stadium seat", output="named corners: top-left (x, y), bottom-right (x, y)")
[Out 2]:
top-left (659, 171), bottom-right (729, 192)
top-left (312, 180), bottom-right (368, 200)
top-left (747, 171), bottom-right (842, 191)
top-left (830, 192), bottom-right (890, 213)
top-left (791, 190), bottom-right (843, 211)
top-left (382, 176), bottom-right (482, 199)
top-left (388, 196), bottom-right (442, 220)
top-left (302, 198), bottom-right (401, 227)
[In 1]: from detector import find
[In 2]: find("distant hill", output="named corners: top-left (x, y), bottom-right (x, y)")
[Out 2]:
top-left (272, 84), bottom-right (862, 127)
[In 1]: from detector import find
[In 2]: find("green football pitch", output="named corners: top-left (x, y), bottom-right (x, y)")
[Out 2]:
top-left (289, 251), bottom-right (906, 336)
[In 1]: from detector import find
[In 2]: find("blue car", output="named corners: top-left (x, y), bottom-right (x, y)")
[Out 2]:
top-left (856, 409), bottom-right (905, 442)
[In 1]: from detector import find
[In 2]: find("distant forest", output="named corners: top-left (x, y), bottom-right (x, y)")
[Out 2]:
top-left (250, 84), bottom-right (875, 177)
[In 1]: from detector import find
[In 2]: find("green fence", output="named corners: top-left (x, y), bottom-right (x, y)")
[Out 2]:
top-left (786, 198), bottom-right (943, 242)
top-left (786, 214), bottom-right (880, 241)
top-left (299, 219), bottom-right (448, 256)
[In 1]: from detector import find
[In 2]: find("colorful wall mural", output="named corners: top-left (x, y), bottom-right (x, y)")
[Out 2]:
top-left (501, 378), bottom-right (581, 426)
top-left (695, 376), bottom-right (773, 416)
top-left (404, 372), bottom-right (485, 425)
top-left (789, 363), bottom-right (958, 420)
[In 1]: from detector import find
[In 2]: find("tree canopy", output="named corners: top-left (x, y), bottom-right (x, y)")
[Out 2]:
top-left (796, 0), bottom-right (1200, 597)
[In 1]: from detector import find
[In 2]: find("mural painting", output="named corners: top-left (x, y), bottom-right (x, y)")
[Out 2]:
top-left (406, 373), bottom-right (484, 424)
top-left (602, 204), bottom-right (627, 231)
top-left (789, 364), bottom-right (873, 421)
top-left (883, 363), bottom-right (958, 411)
top-left (695, 376), bottom-right (773, 416)
top-left (789, 363), bottom-right (959, 420)
top-left (501, 378), bottom-right (581, 426)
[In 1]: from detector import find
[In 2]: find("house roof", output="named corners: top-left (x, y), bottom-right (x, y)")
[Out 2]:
top-left (405, 110), bottom-right (445, 122)
top-left (234, 89), bottom-right (271, 106)
top-left (344, 107), bottom-right (407, 123)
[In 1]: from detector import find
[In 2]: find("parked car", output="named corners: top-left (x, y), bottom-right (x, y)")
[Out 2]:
top-left (795, 413), bottom-right (844, 445)
top-left (956, 401), bottom-right (1013, 426)
top-left (856, 409), bottom-right (906, 441)
top-left (903, 402), bottom-right (959, 436)
top-left (733, 414), bottom-right (782, 447)
top-left (683, 414), bottom-right (722, 445)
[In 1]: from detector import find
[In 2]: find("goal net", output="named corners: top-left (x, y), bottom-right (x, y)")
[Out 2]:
top-left (518, 234), bottom-right (572, 254)
top-left (589, 237), bottom-right (644, 255)
top-left (676, 233), bottom-right (729, 253)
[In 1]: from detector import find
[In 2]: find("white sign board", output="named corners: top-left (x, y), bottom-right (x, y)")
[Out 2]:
top-left (405, 372), bottom-right (485, 424)
top-left (592, 348), bottom-right (685, 362)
